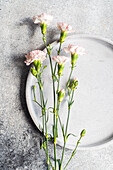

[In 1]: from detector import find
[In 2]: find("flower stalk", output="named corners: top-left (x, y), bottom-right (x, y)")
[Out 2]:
top-left (38, 77), bottom-right (50, 170)
top-left (57, 42), bottom-right (62, 55)
top-left (60, 89), bottom-right (74, 170)
top-left (64, 129), bottom-right (86, 170)
top-left (66, 66), bottom-right (74, 88)
top-left (42, 31), bottom-right (57, 170)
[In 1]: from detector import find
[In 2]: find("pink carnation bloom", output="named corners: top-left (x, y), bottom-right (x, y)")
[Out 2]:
top-left (63, 45), bottom-right (86, 55)
top-left (24, 50), bottom-right (46, 66)
top-left (52, 56), bottom-right (69, 65)
top-left (33, 13), bottom-right (53, 24)
top-left (57, 23), bottom-right (74, 33)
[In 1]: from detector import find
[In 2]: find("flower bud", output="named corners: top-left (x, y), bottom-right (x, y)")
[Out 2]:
top-left (41, 23), bottom-right (47, 35)
top-left (80, 129), bottom-right (86, 137)
top-left (33, 60), bottom-right (42, 74)
top-left (58, 64), bottom-right (64, 77)
top-left (58, 89), bottom-right (65, 103)
top-left (31, 68), bottom-right (37, 77)
top-left (70, 78), bottom-right (78, 91)
top-left (60, 31), bottom-right (67, 43)
top-left (71, 53), bottom-right (78, 67)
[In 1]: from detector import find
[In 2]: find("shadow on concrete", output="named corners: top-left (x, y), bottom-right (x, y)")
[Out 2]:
top-left (12, 54), bottom-right (39, 131)
top-left (18, 17), bottom-right (40, 37)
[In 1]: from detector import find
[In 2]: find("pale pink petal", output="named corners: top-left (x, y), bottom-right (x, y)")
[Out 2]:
top-left (76, 47), bottom-right (86, 55)
top-left (33, 13), bottom-right (53, 24)
top-left (63, 44), bottom-right (85, 55)
top-left (33, 16), bottom-right (40, 24)
top-left (63, 47), bottom-right (70, 53)
top-left (24, 50), bottom-right (46, 65)
top-left (57, 22), bottom-right (74, 33)
top-left (52, 56), bottom-right (69, 65)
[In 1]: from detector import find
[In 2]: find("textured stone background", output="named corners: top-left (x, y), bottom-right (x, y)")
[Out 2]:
top-left (0, 0), bottom-right (113, 170)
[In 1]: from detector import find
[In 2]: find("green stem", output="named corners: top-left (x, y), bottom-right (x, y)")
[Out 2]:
top-left (43, 35), bottom-right (53, 76)
top-left (38, 77), bottom-right (50, 170)
top-left (58, 115), bottom-right (64, 136)
top-left (58, 42), bottom-right (62, 55)
top-left (38, 78), bottom-right (45, 137)
top-left (65, 105), bottom-right (71, 139)
top-left (56, 76), bottom-right (60, 136)
top-left (63, 136), bottom-right (82, 170)
top-left (60, 90), bottom-right (74, 170)
top-left (34, 100), bottom-right (43, 109)
top-left (42, 34), bottom-right (57, 170)
top-left (41, 88), bottom-right (49, 170)
top-left (60, 107), bottom-right (70, 170)
top-left (45, 111), bottom-right (49, 169)
top-left (53, 78), bottom-right (57, 170)
top-left (44, 148), bottom-right (55, 170)
top-left (54, 42), bottom-right (62, 75)
top-left (54, 41), bottom-right (62, 140)
top-left (42, 33), bottom-right (65, 170)
top-left (43, 35), bottom-right (48, 49)
top-left (66, 66), bottom-right (74, 90)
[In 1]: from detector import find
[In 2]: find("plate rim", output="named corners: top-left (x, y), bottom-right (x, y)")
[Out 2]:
top-left (26, 34), bottom-right (113, 150)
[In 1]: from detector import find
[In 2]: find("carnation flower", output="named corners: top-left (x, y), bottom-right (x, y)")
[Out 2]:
top-left (24, 50), bottom-right (46, 66)
top-left (33, 13), bottom-right (53, 24)
top-left (52, 56), bottom-right (69, 77)
top-left (52, 56), bottom-right (69, 65)
top-left (57, 23), bottom-right (74, 33)
top-left (63, 45), bottom-right (86, 55)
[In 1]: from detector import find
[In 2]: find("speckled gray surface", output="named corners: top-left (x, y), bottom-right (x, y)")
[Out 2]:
top-left (0, 0), bottom-right (113, 170)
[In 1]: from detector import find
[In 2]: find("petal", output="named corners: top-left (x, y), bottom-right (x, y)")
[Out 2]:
top-left (63, 47), bottom-right (70, 53)
top-left (33, 13), bottom-right (53, 24)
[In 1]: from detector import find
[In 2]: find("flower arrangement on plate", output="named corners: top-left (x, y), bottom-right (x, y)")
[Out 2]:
top-left (25, 13), bottom-right (86, 170)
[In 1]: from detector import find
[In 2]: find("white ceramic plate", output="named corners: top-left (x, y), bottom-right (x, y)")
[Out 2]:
top-left (26, 35), bottom-right (113, 150)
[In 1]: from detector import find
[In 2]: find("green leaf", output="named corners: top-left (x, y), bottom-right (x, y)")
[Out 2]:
top-left (46, 109), bottom-right (49, 123)
top-left (48, 107), bottom-right (54, 111)
top-left (69, 100), bottom-right (74, 107)
top-left (44, 99), bottom-right (48, 107)
top-left (32, 85), bottom-right (36, 101)
top-left (67, 133), bottom-right (77, 140)
top-left (52, 74), bottom-right (58, 82)
top-left (62, 124), bottom-right (65, 137)
top-left (40, 65), bottom-right (47, 76)
top-left (34, 100), bottom-right (43, 109)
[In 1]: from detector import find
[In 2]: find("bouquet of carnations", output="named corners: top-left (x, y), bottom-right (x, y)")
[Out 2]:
top-left (25, 13), bottom-right (86, 170)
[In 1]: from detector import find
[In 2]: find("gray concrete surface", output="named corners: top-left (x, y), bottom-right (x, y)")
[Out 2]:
top-left (0, 0), bottom-right (113, 169)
